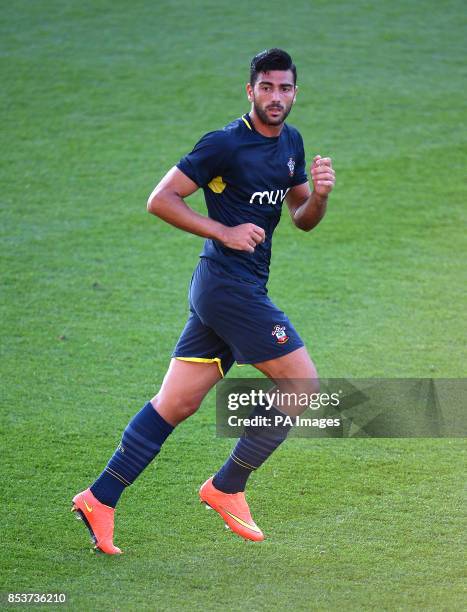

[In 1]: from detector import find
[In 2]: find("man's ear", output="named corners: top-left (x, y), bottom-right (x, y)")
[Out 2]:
top-left (246, 82), bottom-right (253, 103)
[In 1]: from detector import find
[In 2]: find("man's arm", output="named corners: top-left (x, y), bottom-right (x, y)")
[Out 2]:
top-left (147, 167), bottom-right (265, 253)
top-left (286, 156), bottom-right (336, 232)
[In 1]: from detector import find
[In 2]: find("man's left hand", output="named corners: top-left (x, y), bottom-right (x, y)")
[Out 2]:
top-left (311, 155), bottom-right (335, 197)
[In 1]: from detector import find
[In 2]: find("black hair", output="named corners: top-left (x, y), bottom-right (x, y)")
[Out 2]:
top-left (249, 48), bottom-right (297, 86)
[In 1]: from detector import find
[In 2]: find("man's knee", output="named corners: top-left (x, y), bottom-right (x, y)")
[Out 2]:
top-left (275, 378), bottom-right (320, 416)
top-left (301, 377), bottom-right (320, 397)
top-left (151, 392), bottom-right (202, 423)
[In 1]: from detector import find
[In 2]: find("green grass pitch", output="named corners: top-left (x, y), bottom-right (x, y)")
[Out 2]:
top-left (1, 0), bottom-right (466, 609)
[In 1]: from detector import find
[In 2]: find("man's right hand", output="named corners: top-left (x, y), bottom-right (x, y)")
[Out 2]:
top-left (219, 223), bottom-right (266, 253)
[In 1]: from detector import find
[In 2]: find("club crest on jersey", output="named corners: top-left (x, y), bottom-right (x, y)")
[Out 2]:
top-left (272, 324), bottom-right (289, 344)
top-left (287, 157), bottom-right (295, 177)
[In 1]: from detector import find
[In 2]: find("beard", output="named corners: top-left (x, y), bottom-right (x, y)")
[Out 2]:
top-left (253, 98), bottom-right (293, 126)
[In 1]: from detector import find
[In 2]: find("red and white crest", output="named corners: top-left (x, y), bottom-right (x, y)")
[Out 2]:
top-left (287, 157), bottom-right (295, 177)
top-left (272, 324), bottom-right (289, 344)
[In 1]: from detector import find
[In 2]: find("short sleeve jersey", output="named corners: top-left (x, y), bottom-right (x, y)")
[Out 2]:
top-left (177, 114), bottom-right (307, 286)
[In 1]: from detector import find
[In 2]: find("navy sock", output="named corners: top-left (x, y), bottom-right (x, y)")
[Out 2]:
top-left (91, 402), bottom-right (174, 507)
top-left (213, 406), bottom-right (292, 494)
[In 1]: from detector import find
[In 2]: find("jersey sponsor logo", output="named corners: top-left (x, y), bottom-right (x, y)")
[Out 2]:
top-left (272, 324), bottom-right (289, 344)
top-left (249, 188), bottom-right (290, 206)
top-left (287, 157), bottom-right (295, 177)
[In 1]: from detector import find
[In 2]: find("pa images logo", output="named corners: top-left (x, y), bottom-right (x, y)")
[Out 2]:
top-left (272, 324), bottom-right (289, 344)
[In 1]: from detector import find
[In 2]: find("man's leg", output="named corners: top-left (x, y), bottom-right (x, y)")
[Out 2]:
top-left (72, 359), bottom-right (221, 553)
top-left (200, 347), bottom-right (318, 541)
top-left (212, 347), bottom-right (318, 495)
top-left (188, 260), bottom-right (317, 539)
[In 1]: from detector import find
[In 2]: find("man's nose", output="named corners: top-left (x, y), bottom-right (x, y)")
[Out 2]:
top-left (271, 89), bottom-right (282, 103)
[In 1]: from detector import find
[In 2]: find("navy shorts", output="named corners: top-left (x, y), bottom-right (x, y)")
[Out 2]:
top-left (172, 258), bottom-right (304, 377)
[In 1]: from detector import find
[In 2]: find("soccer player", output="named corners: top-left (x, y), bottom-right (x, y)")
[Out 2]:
top-left (72, 48), bottom-right (335, 553)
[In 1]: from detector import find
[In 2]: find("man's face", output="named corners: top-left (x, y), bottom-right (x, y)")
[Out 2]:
top-left (247, 70), bottom-right (296, 126)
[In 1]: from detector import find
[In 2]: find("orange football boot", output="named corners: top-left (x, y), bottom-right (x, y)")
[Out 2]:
top-left (199, 477), bottom-right (264, 542)
top-left (71, 488), bottom-right (122, 554)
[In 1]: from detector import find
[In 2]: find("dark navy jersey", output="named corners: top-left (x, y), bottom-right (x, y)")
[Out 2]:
top-left (177, 114), bottom-right (308, 286)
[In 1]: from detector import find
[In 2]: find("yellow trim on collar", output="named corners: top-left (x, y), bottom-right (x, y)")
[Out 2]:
top-left (241, 115), bottom-right (252, 130)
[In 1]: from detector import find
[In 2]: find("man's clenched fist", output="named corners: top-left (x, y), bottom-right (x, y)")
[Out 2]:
top-left (220, 223), bottom-right (265, 253)
top-left (311, 155), bottom-right (336, 197)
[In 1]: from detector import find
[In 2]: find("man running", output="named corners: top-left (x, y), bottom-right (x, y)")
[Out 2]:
top-left (72, 48), bottom-right (335, 553)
